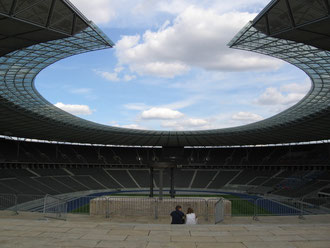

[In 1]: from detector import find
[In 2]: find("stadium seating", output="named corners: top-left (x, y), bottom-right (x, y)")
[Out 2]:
top-left (67, 168), bottom-right (122, 189)
top-left (208, 170), bottom-right (240, 189)
top-left (31, 168), bottom-right (69, 176)
top-left (128, 170), bottom-right (151, 188)
top-left (0, 138), bottom-right (330, 199)
top-left (230, 169), bottom-right (278, 185)
top-left (0, 178), bottom-right (44, 195)
top-left (1, 139), bottom-right (330, 166)
top-left (0, 166), bottom-right (329, 198)
top-left (191, 171), bottom-right (217, 188)
top-left (33, 177), bottom-right (73, 194)
top-left (107, 170), bottom-right (138, 188)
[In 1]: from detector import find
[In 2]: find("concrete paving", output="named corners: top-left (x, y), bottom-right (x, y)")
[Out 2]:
top-left (0, 213), bottom-right (330, 248)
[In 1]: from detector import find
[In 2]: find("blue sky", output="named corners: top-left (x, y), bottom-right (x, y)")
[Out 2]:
top-left (35, 0), bottom-right (310, 131)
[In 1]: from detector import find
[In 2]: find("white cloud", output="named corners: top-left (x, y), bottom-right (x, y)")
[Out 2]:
top-left (70, 0), bottom-right (269, 27)
top-left (66, 0), bottom-right (300, 132)
top-left (141, 107), bottom-right (184, 120)
top-left (123, 74), bottom-right (137, 81)
top-left (94, 67), bottom-right (136, 82)
top-left (155, 0), bottom-right (270, 16)
top-left (115, 35), bottom-right (189, 77)
top-left (121, 124), bottom-right (143, 129)
top-left (132, 62), bottom-right (189, 78)
top-left (280, 82), bottom-right (311, 94)
top-left (111, 122), bottom-right (145, 130)
top-left (232, 112), bottom-right (263, 122)
top-left (253, 80), bottom-right (311, 116)
top-left (54, 102), bottom-right (93, 115)
top-left (114, 67), bottom-right (124, 73)
top-left (95, 70), bottom-right (120, 82)
top-left (150, 111), bottom-right (265, 131)
top-left (162, 118), bottom-right (210, 130)
top-left (70, 0), bottom-right (116, 24)
top-left (115, 7), bottom-right (282, 78)
top-left (255, 87), bottom-right (306, 106)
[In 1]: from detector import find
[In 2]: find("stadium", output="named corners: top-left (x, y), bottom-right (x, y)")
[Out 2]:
top-left (1, 0), bottom-right (330, 247)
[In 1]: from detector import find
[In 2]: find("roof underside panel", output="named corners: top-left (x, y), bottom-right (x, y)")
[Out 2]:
top-left (0, 0), bottom-right (330, 146)
top-left (0, 0), bottom-right (89, 57)
top-left (0, 0), bottom-right (13, 14)
top-left (253, 0), bottom-right (330, 51)
top-left (15, 0), bottom-right (53, 26)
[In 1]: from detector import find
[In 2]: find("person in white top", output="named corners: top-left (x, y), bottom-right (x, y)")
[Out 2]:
top-left (185, 208), bottom-right (197, 224)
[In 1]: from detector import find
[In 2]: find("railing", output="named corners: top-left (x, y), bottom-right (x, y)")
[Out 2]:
top-left (0, 194), bottom-right (212, 221)
top-left (89, 197), bottom-right (210, 221)
top-left (43, 195), bottom-right (67, 220)
top-left (0, 194), bottom-right (330, 222)
top-left (220, 197), bottom-right (330, 220)
top-left (0, 194), bottom-right (17, 213)
top-left (300, 197), bottom-right (330, 215)
top-left (226, 198), bottom-right (259, 217)
top-left (0, 194), bottom-right (45, 214)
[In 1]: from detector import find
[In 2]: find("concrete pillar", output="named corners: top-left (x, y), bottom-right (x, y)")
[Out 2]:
top-left (170, 167), bottom-right (175, 198)
top-left (159, 169), bottom-right (163, 200)
top-left (149, 167), bottom-right (154, 198)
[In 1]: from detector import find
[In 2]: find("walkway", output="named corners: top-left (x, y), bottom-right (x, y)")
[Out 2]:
top-left (0, 213), bottom-right (330, 247)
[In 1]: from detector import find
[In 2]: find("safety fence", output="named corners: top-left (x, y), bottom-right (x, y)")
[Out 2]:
top-left (1, 194), bottom-right (330, 222)
top-left (0, 194), bottom-right (44, 214)
top-left (0, 194), bottom-right (17, 212)
top-left (88, 197), bottom-right (210, 221)
top-left (219, 197), bottom-right (330, 219)
top-left (43, 195), bottom-right (67, 220)
top-left (0, 194), bottom-right (211, 221)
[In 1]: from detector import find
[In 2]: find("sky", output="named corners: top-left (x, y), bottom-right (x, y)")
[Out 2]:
top-left (35, 0), bottom-right (310, 131)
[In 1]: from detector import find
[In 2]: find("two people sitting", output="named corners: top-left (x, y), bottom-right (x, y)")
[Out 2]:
top-left (170, 205), bottom-right (197, 224)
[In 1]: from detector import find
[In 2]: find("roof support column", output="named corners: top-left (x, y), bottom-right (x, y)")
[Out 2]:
top-left (325, 0), bottom-right (330, 14)
top-left (285, 0), bottom-right (296, 28)
top-left (71, 14), bottom-right (77, 35)
top-left (9, 0), bottom-right (18, 16)
top-left (170, 167), bottom-right (175, 198)
top-left (46, 0), bottom-right (57, 28)
top-left (149, 167), bottom-right (154, 198)
top-left (159, 169), bottom-right (163, 201)
top-left (265, 14), bottom-right (270, 35)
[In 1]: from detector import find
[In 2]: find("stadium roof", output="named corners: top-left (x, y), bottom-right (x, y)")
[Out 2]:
top-left (0, 0), bottom-right (330, 147)
top-left (0, 0), bottom-right (91, 56)
top-left (253, 0), bottom-right (330, 51)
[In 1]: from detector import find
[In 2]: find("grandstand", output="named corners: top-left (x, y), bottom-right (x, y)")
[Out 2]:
top-left (0, 0), bottom-right (330, 236)
top-left (1, 138), bottom-right (330, 199)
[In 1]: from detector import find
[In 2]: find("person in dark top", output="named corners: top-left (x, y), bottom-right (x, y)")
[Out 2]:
top-left (170, 205), bottom-right (185, 224)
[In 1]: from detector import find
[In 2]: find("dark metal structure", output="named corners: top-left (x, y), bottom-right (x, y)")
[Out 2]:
top-left (0, 0), bottom-right (330, 146)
